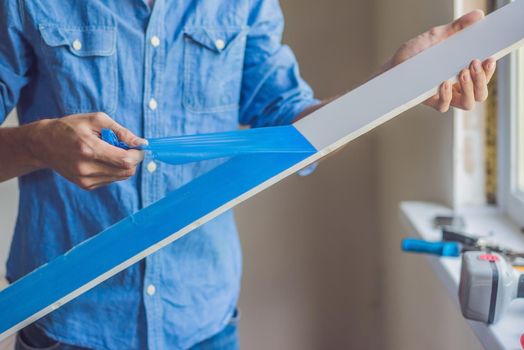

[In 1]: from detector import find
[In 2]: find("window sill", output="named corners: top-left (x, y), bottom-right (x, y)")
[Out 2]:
top-left (400, 201), bottom-right (524, 350)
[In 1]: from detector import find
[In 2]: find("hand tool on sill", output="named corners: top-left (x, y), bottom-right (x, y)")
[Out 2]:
top-left (401, 238), bottom-right (463, 257)
top-left (459, 251), bottom-right (524, 324)
top-left (433, 214), bottom-right (466, 231)
top-left (401, 234), bottom-right (524, 262)
top-left (401, 240), bottom-right (524, 324)
top-left (442, 228), bottom-right (524, 262)
top-left (431, 214), bottom-right (524, 260)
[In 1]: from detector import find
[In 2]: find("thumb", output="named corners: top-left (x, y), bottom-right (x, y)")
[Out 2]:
top-left (441, 10), bottom-right (485, 38)
top-left (112, 124), bottom-right (148, 148)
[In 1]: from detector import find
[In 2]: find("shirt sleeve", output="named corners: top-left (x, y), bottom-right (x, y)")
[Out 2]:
top-left (0, 0), bottom-right (34, 124)
top-left (239, 0), bottom-right (320, 128)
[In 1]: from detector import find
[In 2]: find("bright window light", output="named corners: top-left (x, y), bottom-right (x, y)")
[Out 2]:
top-left (517, 48), bottom-right (524, 194)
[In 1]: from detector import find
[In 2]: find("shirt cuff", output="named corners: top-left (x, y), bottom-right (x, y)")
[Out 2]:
top-left (282, 98), bottom-right (321, 126)
top-left (291, 98), bottom-right (322, 177)
top-left (297, 162), bottom-right (318, 177)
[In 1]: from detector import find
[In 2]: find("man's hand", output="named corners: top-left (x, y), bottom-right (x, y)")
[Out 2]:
top-left (28, 113), bottom-right (146, 190)
top-left (383, 10), bottom-right (496, 112)
top-left (295, 10), bottom-right (496, 125)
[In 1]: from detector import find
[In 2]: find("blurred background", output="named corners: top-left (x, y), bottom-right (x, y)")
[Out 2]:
top-left (0, 0), bottom-right (495, 349)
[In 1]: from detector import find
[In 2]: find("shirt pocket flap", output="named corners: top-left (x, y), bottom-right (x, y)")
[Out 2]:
top-left (38, 25), bottom-right (116, 57)
top-left (183, 27), bottom-right (247, 54)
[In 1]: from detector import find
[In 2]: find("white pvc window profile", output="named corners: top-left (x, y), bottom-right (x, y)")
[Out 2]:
top-left (515, 49), bottom-right (524, 194)
top-left (497, 0), bottom-right (524, 228)
top-left (506, 47), bottom-right (524, 227)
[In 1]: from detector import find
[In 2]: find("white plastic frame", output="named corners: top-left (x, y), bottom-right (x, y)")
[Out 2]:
top-left (497, 0), bottom-right (524, 228)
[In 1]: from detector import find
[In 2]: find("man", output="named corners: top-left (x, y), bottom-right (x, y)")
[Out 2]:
top-left (0, 1), bottom-right (494, 349)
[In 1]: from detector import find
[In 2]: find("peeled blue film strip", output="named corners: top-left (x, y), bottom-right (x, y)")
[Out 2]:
top-left (102, 126), bottom-right (316, 165)
top-left (0, 125), bottom-right (318, 337)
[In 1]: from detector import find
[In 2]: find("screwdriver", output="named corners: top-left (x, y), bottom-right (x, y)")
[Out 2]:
top-left (401, 238), bottom-right (462, 257)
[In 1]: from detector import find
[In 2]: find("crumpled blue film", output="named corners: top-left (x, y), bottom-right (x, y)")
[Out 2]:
top-left (101, 126), bottom-right (316, 165)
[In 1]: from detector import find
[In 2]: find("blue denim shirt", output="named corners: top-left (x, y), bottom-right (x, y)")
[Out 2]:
top-left (0, 0), bottom-right (317, 349)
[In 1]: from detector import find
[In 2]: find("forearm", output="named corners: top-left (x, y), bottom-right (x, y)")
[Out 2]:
top-left (0, 120), bottom-right (45, 182)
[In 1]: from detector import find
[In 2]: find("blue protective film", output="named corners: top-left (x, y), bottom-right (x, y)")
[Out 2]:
top-left (0, 125), bottom-right (317, 335)
top-left (100, 128), bottom-right (131, 150)
top-left (101, 126), bottom-right (315, 165)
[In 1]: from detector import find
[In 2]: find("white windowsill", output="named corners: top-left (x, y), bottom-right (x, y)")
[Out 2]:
top-left (400, 201), bottom-right (524, 350)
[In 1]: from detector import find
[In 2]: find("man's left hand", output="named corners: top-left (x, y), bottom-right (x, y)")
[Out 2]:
top-left (383, 10), bottom-right (496, 113)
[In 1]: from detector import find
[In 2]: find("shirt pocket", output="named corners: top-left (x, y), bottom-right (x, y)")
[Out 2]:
top-left (183, 27), bottom-right (248, 114)
top-left (37, 24), bottom-right (117, 115)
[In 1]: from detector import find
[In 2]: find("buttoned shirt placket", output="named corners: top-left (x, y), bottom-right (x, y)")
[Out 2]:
top-left (141, 1), bottom-right (166, 349)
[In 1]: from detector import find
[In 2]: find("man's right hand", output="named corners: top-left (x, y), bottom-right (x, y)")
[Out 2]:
top-left (27, 113), bottom-right (147, 190)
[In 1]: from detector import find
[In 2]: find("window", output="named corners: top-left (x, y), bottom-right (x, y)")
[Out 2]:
top-left (452, 1), bottom-right (494, 209)
top-left (516, 48), bottom-right (524, 194)
top-left (453, 0), bottom-right (524, 228)
top-left (499, 24), bottom-right (524, 227)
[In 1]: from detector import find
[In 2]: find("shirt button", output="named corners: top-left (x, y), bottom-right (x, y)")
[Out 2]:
top-left (215, 39), bottom-right (225, 50)
top-left (148, 98), bottom-right (158, 111)
top-left (146, 284), bottom-right (156, 296)
top-left (147, 161), bottom-right (157, 173)
top-left (150, 35), bottom-right (160, 47)
top-left (72, 39), bottom-right (82, 51)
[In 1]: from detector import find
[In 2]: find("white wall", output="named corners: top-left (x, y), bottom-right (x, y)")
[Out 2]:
top-left (0, 180), bottom-right (16, 281)
top-left (373, 0), bottom-right (483, 349)
top-left (0, 113), bottom-right (18, 350)
top-left (237, 1), bottom-right (381, 349)
top-left (0, 112), bottom-right (18, 282)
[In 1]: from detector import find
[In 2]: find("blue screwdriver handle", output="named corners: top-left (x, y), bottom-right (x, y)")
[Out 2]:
top-left (401, 238), bottom-right (461, 257)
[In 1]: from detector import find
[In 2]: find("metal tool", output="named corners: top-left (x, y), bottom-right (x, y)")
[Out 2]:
top-left (402, 230), bottom-right (524, 261)
top-left (442, 229), bottom-right (524, 262)
top-left (433, 215), bottom-right (466, 231)
top-left (459, 251), bottom-right (524, 324)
